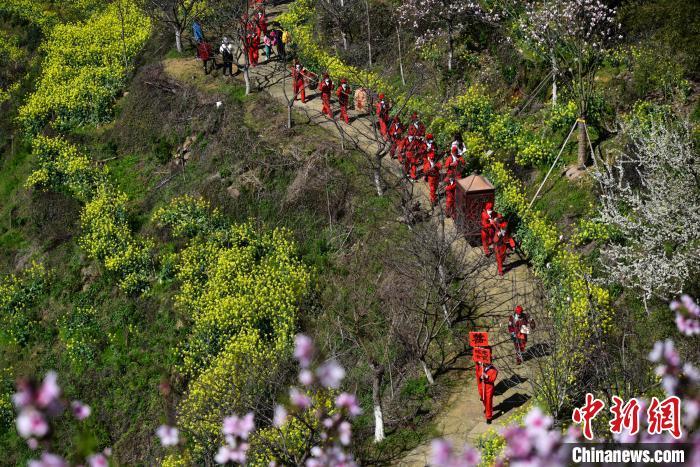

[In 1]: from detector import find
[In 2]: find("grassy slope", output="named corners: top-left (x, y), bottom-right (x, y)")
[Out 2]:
top-left (0, 36), bottom-right (428, 462)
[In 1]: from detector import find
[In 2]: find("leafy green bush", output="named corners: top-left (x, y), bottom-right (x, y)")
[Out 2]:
top-left (27, 138), bottom-right (153, 294)
top-left (26, 136), bottom-right (108, 202)
top-left (80, 185), bottom-right (153, 294)
top-left (546, 100), bottom-right (578, 133)
top-left (58, 306), bottom-right (99, 370)
top-left (17, 1), bottom-right (151, 135)
top-left (0, 262), bottom-right (47, 345)
top-left (153, 194), bottom-right (227, 239)
top-left (152, 197), bottom-right (311, 451)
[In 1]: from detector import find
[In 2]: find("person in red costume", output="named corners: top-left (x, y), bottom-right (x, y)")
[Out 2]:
top-left (424, 133), bottom-right (437, 159)
top-left (336, 78), bottom-right (351, 124)
top-left (444, 146), bottom-right (465, 179)
top-left (250, 32), bottom-right (260, 66)
top-left (375, 93), bottom-right (390, 138)
top-left (476, 361), bottom-right (498, 424)
top-left (389, 116), bottom-right (404, 158)
top-left (255, 9), bottom-right (267, 36)
top-left (508, 305), bottom-right (532, 364)
top-left (292, 61), bottom-right (307, 103)
top-left (480, 201), bottom-right (501, 256)
top-left (320, 73), bottom-right (334, 119)
top-left (443, 174), bottom-right (457, 218)
top-left (423, 151), bottom-right (443, 205)
top-left (407, 112), bottom-right (425, 138)
top-left (403, 135), bottom-right (416, 175)
top-left (408, 135), bottom-right (426, 181)
top-left (396, 135), bottom-right (407, 163)
top-left (494, 219), bottom-right (516, 276)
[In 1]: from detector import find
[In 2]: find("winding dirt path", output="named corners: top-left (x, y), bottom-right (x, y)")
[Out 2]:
top-left (164, 3), bottom-right (547, 464)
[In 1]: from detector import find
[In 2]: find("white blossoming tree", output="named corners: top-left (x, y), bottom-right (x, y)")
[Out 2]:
top-left (595, 112), bottom-right (700, 301)
top-left (397, 0), bottom-right (480, 71)
top-left (519, 0), bottom-right (620, 167)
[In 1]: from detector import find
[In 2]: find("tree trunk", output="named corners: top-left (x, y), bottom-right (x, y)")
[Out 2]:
top-left (339, 0), bottom-right (348, 50)
top-left (241, 41), bottom-right (251, 95)
top-left (551, 50), bottom-right (557, 106)
top-left (371, 364), bottom-right (385, 443)
top-left (447, 33), bottom-right (453, 71)
top-left (364, 0), bottom-right (372, 67)
top-left (374, 154), bottom-right (384, 196)
top-left (243, 67), bottom-right (251, 95)
top-left (577, 119), bottom-right (587, 168)
top-left (420, 358), bottom-right (434, 385)
top-left (397, 24), bottom-right (405, 86)
top-left (175, 28), bottom-right (183, 54)
top-left (287, 103), bottom-right (293, 129)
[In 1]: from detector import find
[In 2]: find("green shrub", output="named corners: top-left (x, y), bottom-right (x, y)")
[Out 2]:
top-left (58, 306), bottom-right (99, 371)
top-left (17, 1), bottom-right (151, 135)
top-left (0, 262), bottom-right (48, 345)
top-left (27, 138), bottom-right (153, 294)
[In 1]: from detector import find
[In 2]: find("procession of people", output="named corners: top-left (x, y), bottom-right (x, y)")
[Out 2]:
top-left (191, 3), bottom-right (519, 282)
top-left (192, 1), bottom-right (529, 428)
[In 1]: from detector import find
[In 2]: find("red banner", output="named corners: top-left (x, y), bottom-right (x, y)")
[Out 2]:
top-left (472, 346), bottom-right (492, 364)
top-left (469, 331), bottom-right (489, 347)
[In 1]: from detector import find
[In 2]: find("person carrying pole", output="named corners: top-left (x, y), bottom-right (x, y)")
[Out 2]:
top-left (336, 78), bottom-right (351, 124)
top-left (407, 135), bottom-right (424, 181)
top-left (480, 201), bottom-right (501, 256)
top-left (375, 93), bottom-right (390, 139)
top-left (508, 305), bottom-right (532, 364)
top-left (423, 149), bottom-right (443, 205)
top-left (292, 60), bottom-right (307, 103)
top-left (493, 219), bottom-right (516, 276)
top-left (320, 74), bottom-right (334, 119)
top-left (476, 361), bottom-right (498, 424)
top-left (389, 116), bottom-right (403, 158)
top-left (443, 173), bottom-right (457, 218)
top-left (408, 112), bottom-right (425, 139)
top-left (444, 146), bottom-right (465, 179)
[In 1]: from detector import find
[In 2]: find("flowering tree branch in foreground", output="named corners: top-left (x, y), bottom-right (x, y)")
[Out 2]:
top-left (13, 297), bottom-right (699, 465)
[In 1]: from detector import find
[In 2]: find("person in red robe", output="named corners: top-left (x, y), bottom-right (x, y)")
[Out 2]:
top-left (255, 10), bottom-right (267, 36)
top-left (407, 112), bottom-right (425, 138)
top-left (480, 201), bottom-right (501, 256)
top-left (336, 78), bottom-right (351, 123)
top-left (292, 61), bottom-right (307, 103)
top-left (444, 146), bottom-right (465, 179)
top-left (389, 117), bottom-right (403, 158)
top-left (403, 136), bottom-right (416, 175)
top-left (375, 93), bottom-right (390, 138)
top-left (443, 174), bottom-right (457, 218)
top-left (476, 362), bottom-right (498, 424)
top-left (320, 73), bottom-right (334, 119)
top-left (494, 220), bottom-right (516, 276)
top-left (423, 151), bottom-right (443, 205)
top-left (508, 305), bottom-right (532, 364)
